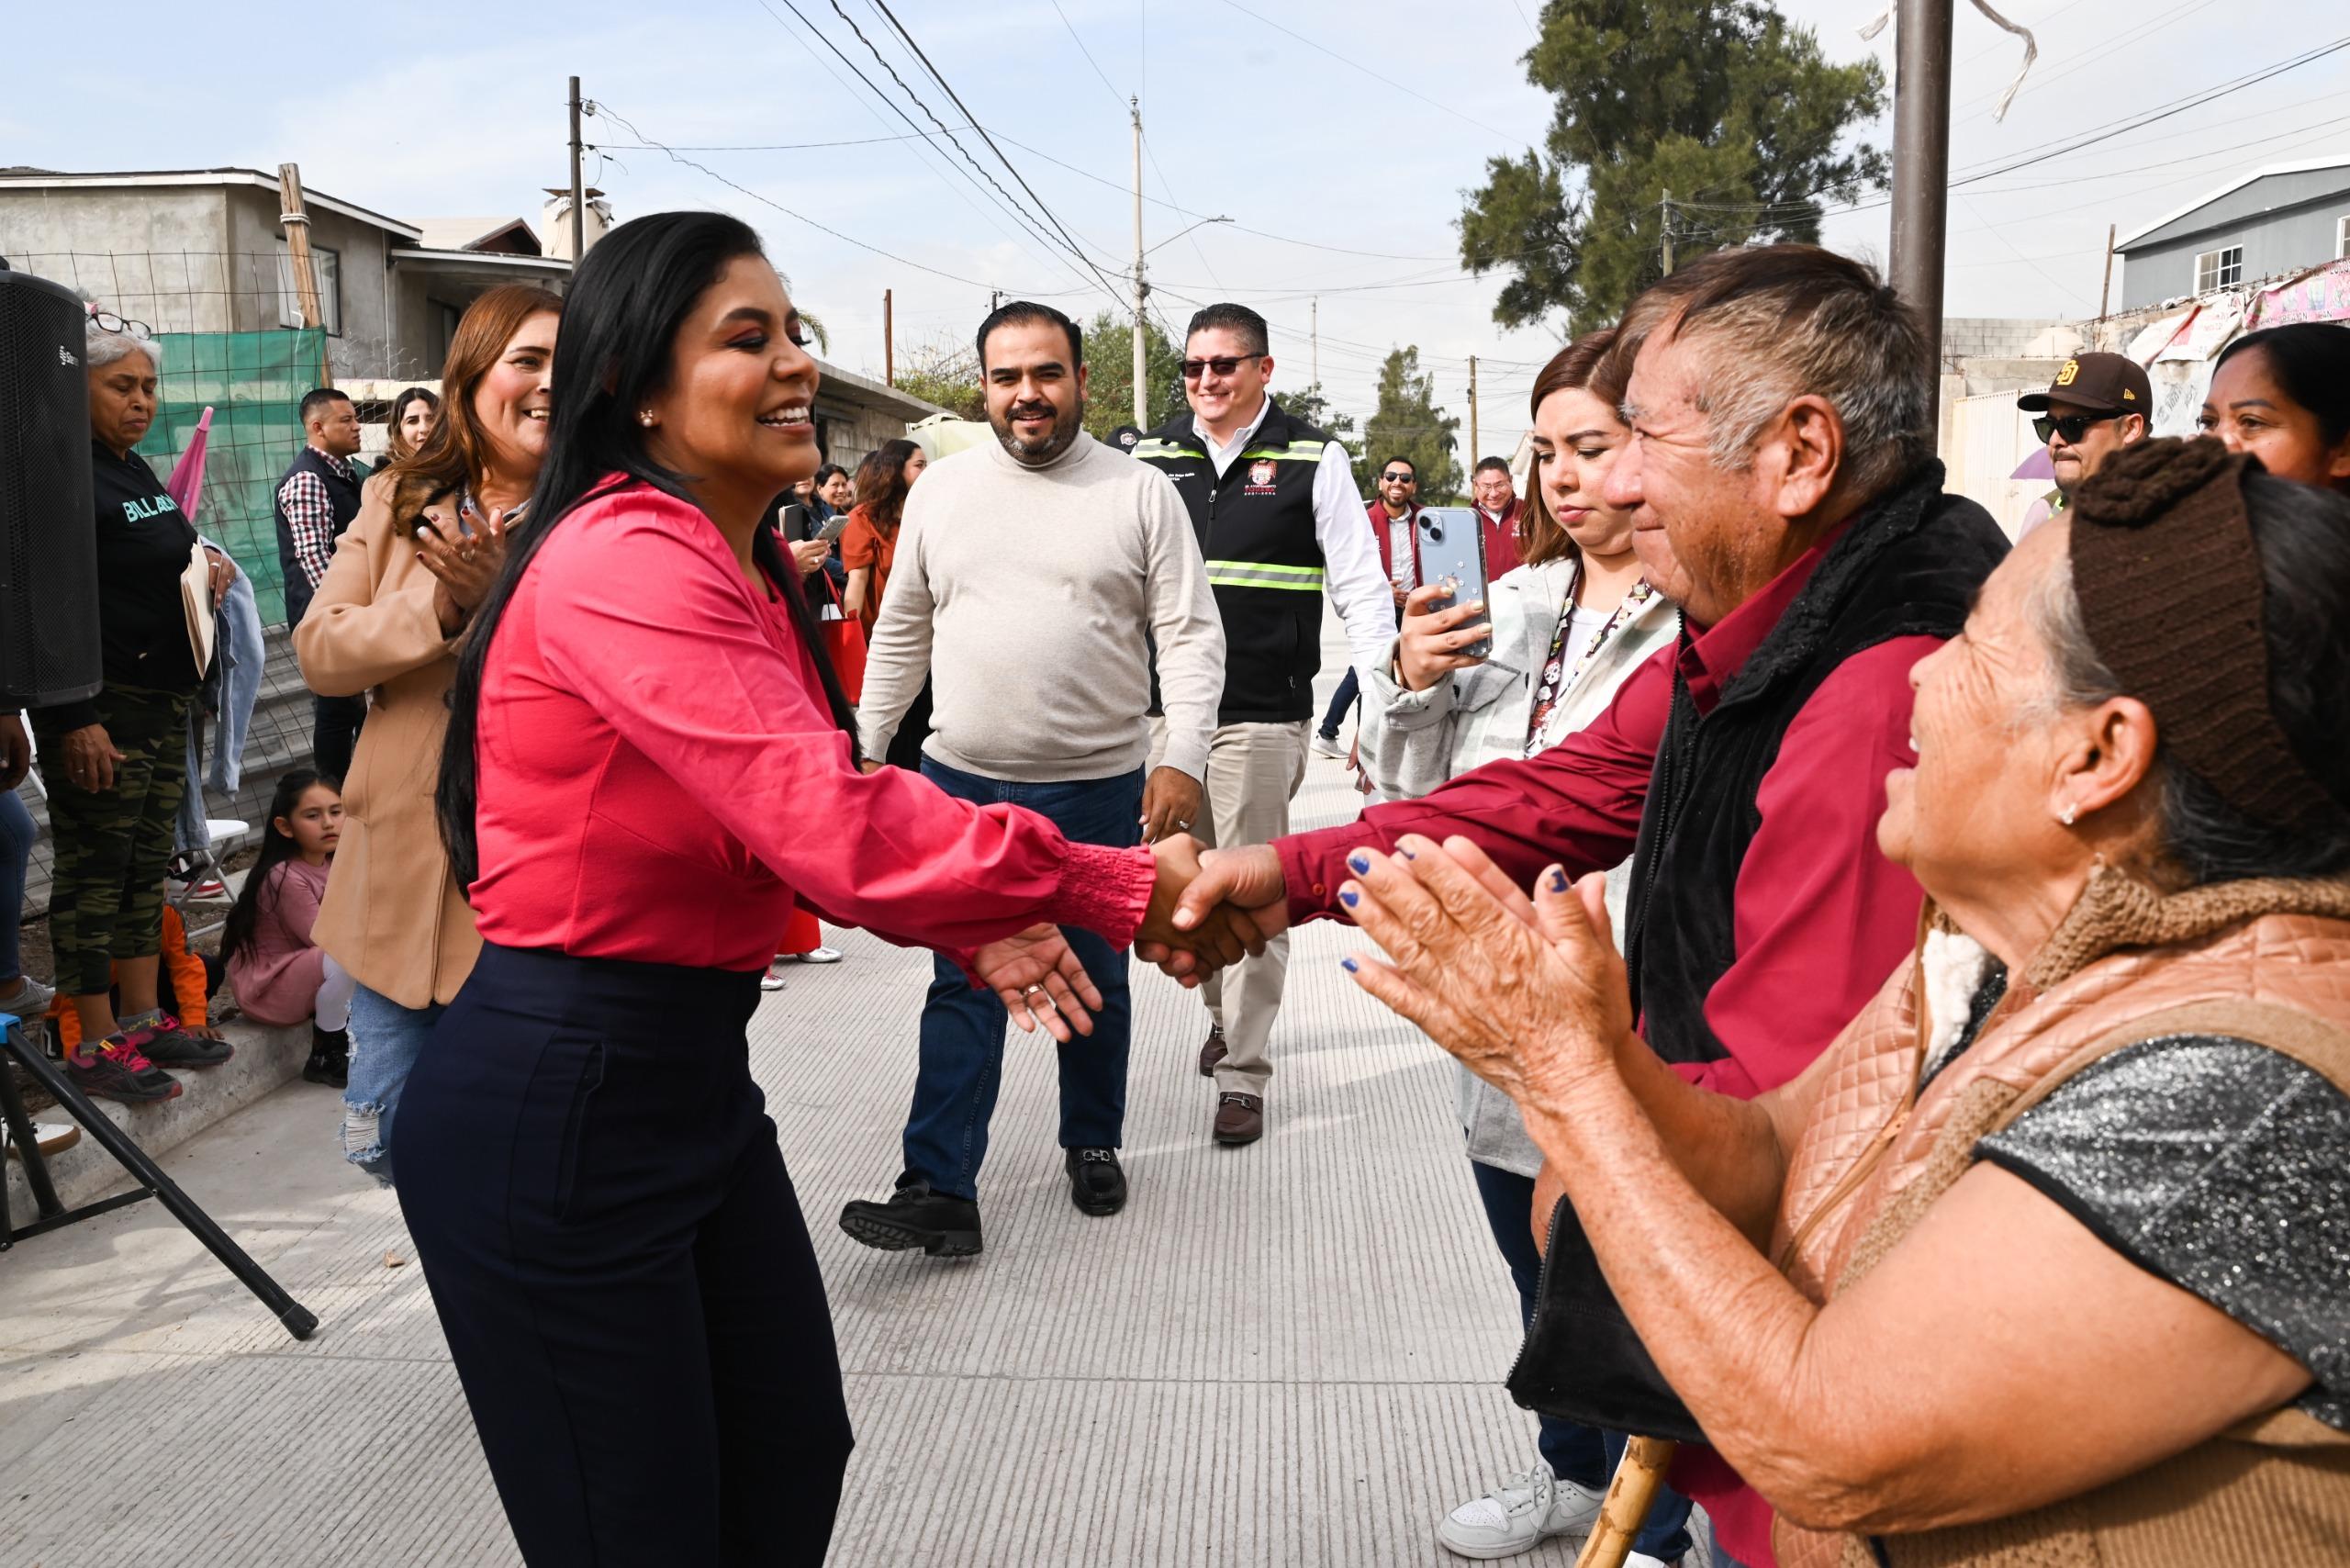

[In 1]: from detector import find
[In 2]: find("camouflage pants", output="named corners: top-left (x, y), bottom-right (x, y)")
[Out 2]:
top-left (34, 684), bottom-right (191, 996)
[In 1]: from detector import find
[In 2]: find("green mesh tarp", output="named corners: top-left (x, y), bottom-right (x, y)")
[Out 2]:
top-left (138, 329), bottom-right (330, 626)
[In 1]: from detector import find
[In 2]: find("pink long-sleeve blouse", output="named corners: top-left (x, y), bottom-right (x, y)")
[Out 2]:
top-left (466, 478), bottom-right (1157, 970)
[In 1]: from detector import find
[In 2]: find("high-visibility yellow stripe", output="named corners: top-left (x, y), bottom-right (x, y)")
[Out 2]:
top-left (1133, 440), bottom-right (1204, 461)
top-left (1205, 560), bottom-right (1326, 591)
top-left (1237, 442), bottom-right (1328, 461)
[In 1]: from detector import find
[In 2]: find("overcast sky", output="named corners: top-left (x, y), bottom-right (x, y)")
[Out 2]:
top-left (6, 0), bottom-right (2341, 456)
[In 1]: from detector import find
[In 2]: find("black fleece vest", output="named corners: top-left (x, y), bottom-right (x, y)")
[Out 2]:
top-left (1622, 466), bottom-right (2010, 1071)
top-left (1135, 398), bottom-right (1337, 723)
top-left (273, 445), bottom-right (364, 628)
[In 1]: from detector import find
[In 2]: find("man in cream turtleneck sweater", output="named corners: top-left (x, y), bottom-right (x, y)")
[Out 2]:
top-left (840, 301), bottom-right (1225, 1258)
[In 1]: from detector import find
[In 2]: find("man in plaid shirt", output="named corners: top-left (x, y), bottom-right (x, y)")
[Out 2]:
top-left (274, 388), bottom-right (369, 781)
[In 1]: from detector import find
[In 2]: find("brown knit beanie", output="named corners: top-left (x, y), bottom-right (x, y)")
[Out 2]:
top-left (2069, 435), bottom-right (2345, 835)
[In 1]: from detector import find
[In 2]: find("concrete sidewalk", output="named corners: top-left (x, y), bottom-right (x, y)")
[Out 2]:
top-left (0, 635), bottom-right (1700, 1567)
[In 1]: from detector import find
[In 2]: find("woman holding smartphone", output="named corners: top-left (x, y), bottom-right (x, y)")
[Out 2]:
top-left (293, 282), bottom-right (563, 1184)
top-left (405, 210), bottom-right (1245, 1566)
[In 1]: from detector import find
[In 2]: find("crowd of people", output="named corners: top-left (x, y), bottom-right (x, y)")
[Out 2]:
top-left (9, 210), bottom-right (2350, 1568)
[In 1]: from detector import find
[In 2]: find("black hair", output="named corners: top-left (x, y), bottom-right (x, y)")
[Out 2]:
top-left (2213, 324), bottom-right (2350, 447)
top-left (221, 769), bottom-right (333, 966)
top-left (976, 300), bottom-right (1082, 373)
top-left (1184, 303), bottom-right (1269, 356)
top-left (435, 210), bottom-right (862, 890)
top-left (298, 386), bottom-right (352, 423)
top-left (1379, 454), bottom-right (1418, 479)
top-left (1473, 455), bottom-right (1511, 476)
top-left (812, 462), bottom-right (850, 488)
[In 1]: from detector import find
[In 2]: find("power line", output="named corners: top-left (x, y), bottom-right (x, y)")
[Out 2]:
top-left (1206, 0), bottom-right (1526, 143)
top-left (750, 0), bottom-right (1104, 295)
top-left (585, 102), bottom-right (1033, 292)
top-left (867, 0), bottom-right (1136, 306)
top-left (1050, 0), bottom-right (1129, 108)
top-left (817, 0), bottom-right (1125, 287)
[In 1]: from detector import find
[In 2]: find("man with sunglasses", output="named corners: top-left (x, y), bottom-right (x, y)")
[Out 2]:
top-left (1136, 303), bottom-right (1395, 1147)
top-left (2018, 353), bottom-right (2151, 533)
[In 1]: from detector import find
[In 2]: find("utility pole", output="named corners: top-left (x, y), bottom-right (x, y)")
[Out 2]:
top-left (1131, 98), bottom-right (1148, 427)
top-left (1467, 355), bottom-right (1481, 467)
top-left (1311, 297), bottom-right (1319, 386)
top-left (567, 76), bottom-right (586, 264)
top-left (883, 288), bottom-right (894, 386)
top-left (276, 162), bottom-right (332, 387)
top-left (1889, 0), bottom-right (1955, 418)
top-left (1661, 188), bottom-right (1674, 276)
top-left (2098, 222), bottom-right (2118, 319)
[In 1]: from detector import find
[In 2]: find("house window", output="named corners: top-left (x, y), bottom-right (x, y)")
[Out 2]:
top-left (2193, 244), bottom-right (2243, 294)
top-left (276, 241), bottom-right (342, 335)
top-left (2338, 214), bottom-right (2350, 260)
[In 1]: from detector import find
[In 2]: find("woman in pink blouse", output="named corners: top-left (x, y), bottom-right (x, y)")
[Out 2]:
top-left (399, 212), bottom-right (1247, 1568)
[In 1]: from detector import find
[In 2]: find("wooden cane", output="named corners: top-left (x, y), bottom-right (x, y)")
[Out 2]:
top-left (1572, 1437), bottom-right (1681, 1568)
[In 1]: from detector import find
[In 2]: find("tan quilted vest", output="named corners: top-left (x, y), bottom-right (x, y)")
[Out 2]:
top-left (1766, 868), bottom-right (2350, 1568)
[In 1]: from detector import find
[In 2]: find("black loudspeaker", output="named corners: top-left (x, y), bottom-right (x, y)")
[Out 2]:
top-left (0, 263), bottom-right (102, 708)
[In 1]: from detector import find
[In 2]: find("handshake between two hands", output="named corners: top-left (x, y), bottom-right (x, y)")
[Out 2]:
top-left (968, 835), bottom-right (1291, 1041)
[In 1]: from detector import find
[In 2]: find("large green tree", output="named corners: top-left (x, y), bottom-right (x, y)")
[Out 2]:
top-left (1270, 380), bottom-right (1364, 469)
top-left (891, 333), bottom-right (984, 421)
top-left (1459, 0), bottom-right (1887, 332)
top-left (1360, 348), bottom-right (1463, 502)
top-left (1080, 311), bottom-right (1190, 440)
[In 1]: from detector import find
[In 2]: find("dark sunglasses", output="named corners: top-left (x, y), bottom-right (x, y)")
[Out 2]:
top-left (2034, 412), bottom-right (2117, 445)
top-left (88, 309), bottom-right (153, 341)
top-left (1179, 353), bottom-right (1265, 381)
top-left (1381, 471), bottom-right (1416, 484)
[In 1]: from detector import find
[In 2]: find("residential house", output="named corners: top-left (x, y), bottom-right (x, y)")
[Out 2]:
top-left (2114, 154), bottom-right (2350, 310)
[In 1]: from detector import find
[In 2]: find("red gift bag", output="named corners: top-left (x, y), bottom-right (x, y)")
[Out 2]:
top-left (816, 569), bottom-right (867, 704)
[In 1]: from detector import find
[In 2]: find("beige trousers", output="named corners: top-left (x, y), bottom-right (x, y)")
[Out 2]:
top-left (1153, 719), bottom-right (1310, 1096)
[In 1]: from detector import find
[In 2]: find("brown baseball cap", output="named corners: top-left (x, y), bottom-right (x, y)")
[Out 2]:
top-left (2018, 352), bottom-right (2152, 416)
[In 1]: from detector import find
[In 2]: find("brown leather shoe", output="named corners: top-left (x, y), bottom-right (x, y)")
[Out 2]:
top-left (1213, 1091), bottom-right (1263, 1146)
top-left (1197, 1024), bottom-right (1227, 1078)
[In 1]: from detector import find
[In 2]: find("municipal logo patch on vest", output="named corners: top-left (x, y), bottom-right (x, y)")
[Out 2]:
top-left (1245, 459), bottom-right (1278, 496)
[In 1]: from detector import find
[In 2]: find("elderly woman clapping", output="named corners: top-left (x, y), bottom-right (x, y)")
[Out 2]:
top-left (1337, 436), bottom-right (2350, 1565)
top-left (29, 311), bottom-right (236, 1104)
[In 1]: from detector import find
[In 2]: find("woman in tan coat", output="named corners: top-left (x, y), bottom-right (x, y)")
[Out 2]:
top-left (1340, 438), bottom-right (2350, 1566)
top-left (295, 284), bottom-right (561, 1182)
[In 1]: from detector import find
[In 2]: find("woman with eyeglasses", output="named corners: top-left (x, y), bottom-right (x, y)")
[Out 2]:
top-left (2199, 323), bottom-right (2350, 495)
top-left (28, 310), bottom-right (236, 1103)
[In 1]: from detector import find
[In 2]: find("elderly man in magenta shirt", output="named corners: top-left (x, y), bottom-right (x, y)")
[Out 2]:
top-left (1153, 244), bottom-right (2009, 1568)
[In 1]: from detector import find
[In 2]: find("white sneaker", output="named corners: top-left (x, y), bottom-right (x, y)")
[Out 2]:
top-left (0, 975), bottom-right (55, 1018)
top-left (1, 1119), bottom-right (81, 1159)
top-left (1437, 1461), bottom-right (1604, 1560)
top-left (777, 946), bottom-right (843, 965)
top-left (1626, 1555), bottom-right (1681, 1567)
top-left (759, 962), bottom-right (791, 992)
top-left (1310, 730), bottom-right (1347, 759)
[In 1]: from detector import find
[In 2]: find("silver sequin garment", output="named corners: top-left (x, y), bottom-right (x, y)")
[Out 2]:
top-left (1976, 1034), bottom-right (2350, 1429)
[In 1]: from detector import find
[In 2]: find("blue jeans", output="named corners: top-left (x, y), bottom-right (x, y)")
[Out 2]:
top-left (0, 789), bottom-right (33, 983)
top-left (1470, 1159), bottom-right (1695, 1563)
top-left (900, 758), bottom-right (1142, 1202)
top-left (342, 981), bottom-right (444, 1186)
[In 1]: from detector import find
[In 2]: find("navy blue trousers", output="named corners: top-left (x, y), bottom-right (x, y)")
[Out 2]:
top-left (397, 944), bottom-right (853, 1566)
top-left (900, 757), bottom-right (1143, 1201)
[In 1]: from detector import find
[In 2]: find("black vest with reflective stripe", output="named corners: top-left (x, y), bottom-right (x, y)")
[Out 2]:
top-left (1136, 398), bottom-right (1337, 723)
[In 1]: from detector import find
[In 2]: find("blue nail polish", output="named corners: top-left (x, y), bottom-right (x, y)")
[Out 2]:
top-left (1340, 889), bottom-right (1360, 908)
top-left (1547, 868), bottom-right (1569, 892)
top-left (1399, 846), bottom-right (1417, 860)
top-left (1340, 958), bottom-right (1359, 972)
top-left (1348, 852), bottom-right (1371, 874)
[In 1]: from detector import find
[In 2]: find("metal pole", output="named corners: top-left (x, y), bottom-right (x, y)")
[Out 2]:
top-left (2098, 221), bottom-right (2117, 319)
top-left (1661, 187), bottom-right (1673, 275)
top-left (1468, 355), bottom-right (1480, 470)
top-left (1889, 0), bottom-right (1955, 412)
top-left (1311, 297), bottom-right (1319, 386)
top-left (568, 75), bottom-right (587, 263)
top-left (884, 288), bottom-right (894, 386)
top-left (1131, 98), bottom-right (1148, 427)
